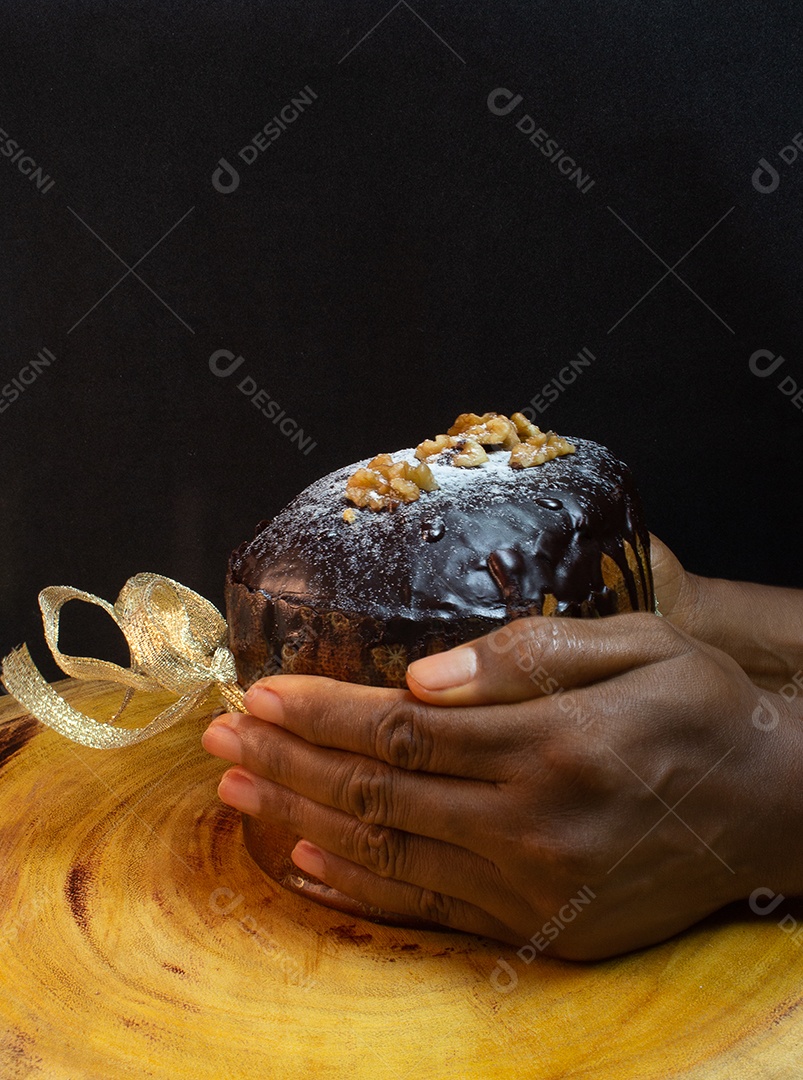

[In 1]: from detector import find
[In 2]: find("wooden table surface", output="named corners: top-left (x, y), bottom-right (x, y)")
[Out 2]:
top-left (1, 680), bottom-right (802, 1079)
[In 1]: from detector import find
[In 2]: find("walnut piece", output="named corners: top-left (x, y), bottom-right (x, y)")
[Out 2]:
top-left (415, 431), bottom-right (490, 467)
top-left (509, 432), bottom-right (576, 469)
top-left (511, 412), bottom-right (541, 441)
top-left (451, 438), bottom-right (489, 467)
top-left (414, 434), bottom-right (453, 461)
top-left (448, 412), bottom-right (519, 450)
top-left (347, 410), bottom-right (576, 512)
top-left (415, 411), bottom-right (574, 469)
top-left (345, 455), bottom-right (438, 512)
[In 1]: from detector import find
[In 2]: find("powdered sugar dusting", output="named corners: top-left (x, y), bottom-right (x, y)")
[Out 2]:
top-left (231, 437), bottom-right (640, 620)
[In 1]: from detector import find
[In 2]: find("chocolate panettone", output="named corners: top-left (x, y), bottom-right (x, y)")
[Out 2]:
top-left (226, 414), bottom-right (654, 690)
top-left (225, 413), bottom-right (655, 922)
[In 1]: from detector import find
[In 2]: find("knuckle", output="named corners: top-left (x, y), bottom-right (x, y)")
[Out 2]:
top-left (503, 618), bottom-right (577, 684)
top-left (511, 621), bottom-right (547, 678)
top-left (340, 759), bottom-right (393, 824)
top-left (245, 728), bottom-right (285, 780)
top-left (272, 779), bottom-right (299, 824)
top-left (373, 699), bottom-right (434, 771)
top-left (484, 616), bottom-right (544, 670)
top-left (414, 888), bottom-right (454, 926)
top-left (484, 620), bottom-right (526, 656)
top-left (349, 821), bottom-right (402, 877)
top-left (636, 611), bottom-right (689, 653)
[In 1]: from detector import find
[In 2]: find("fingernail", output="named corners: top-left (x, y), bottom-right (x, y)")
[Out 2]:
top-left (243, 684), bottom-right (285, 724)
top-left (202, 719), bottom-right (243, 763)
top-left (291, 840), bottom-right (327, 879)
top-left (407, 646), bottom-right (477, 691)
top-left (218, 770), bottom-right (259, 815)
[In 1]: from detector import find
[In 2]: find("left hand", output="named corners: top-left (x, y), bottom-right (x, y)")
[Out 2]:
top-left (202, 613), bottom-right (803, 959)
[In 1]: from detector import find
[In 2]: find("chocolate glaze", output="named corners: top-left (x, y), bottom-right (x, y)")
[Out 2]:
top-left (226, 437), bottom-right (654, 688)
top-left (421, 516), bottom-right (445, 543)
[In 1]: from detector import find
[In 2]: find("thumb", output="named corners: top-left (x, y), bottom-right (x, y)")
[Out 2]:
top-left (405, 612), bottom-right (677, 706)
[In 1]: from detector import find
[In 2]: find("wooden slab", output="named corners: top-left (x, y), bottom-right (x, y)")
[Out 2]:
top-left (1, 680), bottom-right (803, 1078)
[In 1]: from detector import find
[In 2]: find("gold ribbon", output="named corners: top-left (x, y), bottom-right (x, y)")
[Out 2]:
top-left (0, 574), bottom-right (245, 748)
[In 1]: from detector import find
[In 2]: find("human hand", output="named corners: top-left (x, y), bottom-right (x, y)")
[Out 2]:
top-left (202, 613), bottom-right (803, 959)
top-left (649, 533), bottom-right (803, 690)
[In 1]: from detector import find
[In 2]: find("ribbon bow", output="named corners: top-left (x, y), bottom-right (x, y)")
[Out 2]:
top-left (0, 574), bottom-right (245, 748)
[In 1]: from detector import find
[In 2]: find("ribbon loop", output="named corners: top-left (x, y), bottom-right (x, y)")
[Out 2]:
top-left (114, 574), bottom-right (235, 695)
top-left (39, 585), bottom-right (159, 691)
top-left (1, 574), bottom-right (245, 749)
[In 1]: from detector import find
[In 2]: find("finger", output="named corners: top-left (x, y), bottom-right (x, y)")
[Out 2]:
top-left (216, 764), bottom-right (517, 938)
top-left (239, 677), bottom-right (531, 779)
top-left (405, 611), bottom-right (690, 706)
top-left (290, 841), bottom-right (518, 944)
top-left (202, 711), bottom-right (505, 845)
top-left (648, 532), bottom-right (701, 629)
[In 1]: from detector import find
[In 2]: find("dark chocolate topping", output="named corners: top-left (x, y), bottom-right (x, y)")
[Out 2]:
top-left (229, 438), bottom-right (653, 623)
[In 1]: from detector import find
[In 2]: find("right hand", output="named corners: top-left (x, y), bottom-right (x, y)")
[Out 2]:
top-left (649, 533), bottom-right (803, 691)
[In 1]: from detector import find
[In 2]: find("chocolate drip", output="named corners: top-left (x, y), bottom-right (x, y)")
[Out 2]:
top-left (488, 547), bottom-right (531, 619)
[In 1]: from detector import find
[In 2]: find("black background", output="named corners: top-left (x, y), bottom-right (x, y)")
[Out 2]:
top-left (1, 1), bottom-right (801, 683)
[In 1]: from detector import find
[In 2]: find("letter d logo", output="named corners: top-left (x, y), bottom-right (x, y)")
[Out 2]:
top-left (752, 695), bottom-right (780, 731)
top-left (748, 349), bottom-right (786, 379)
top-left (489, 958), bottom-right (518, 993)
top-left (208, 887), bottom-right (245, 915)
top-left (487, 88), bottom-right (523, 116)
top-left (212, 156), bottom-right (240, 194)
top-left (749, 887), bottom-right (785, 916)
top-left (209, 349), bottom-right (246, 378)
top-left (752, 157), bottom-right (780, 194)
